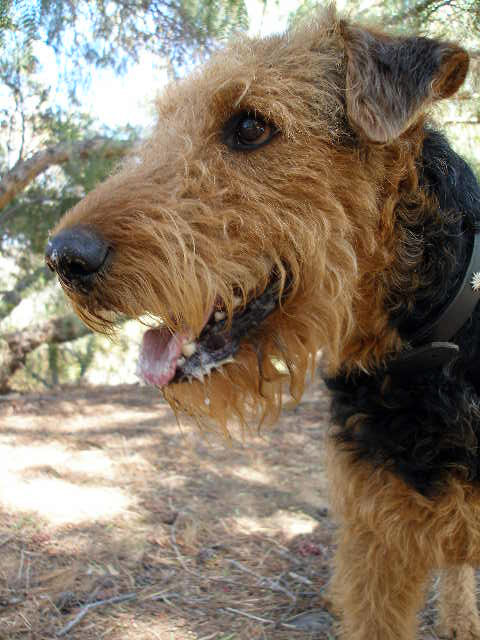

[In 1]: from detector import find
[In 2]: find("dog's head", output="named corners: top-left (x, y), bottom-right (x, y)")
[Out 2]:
top-left (46, 8), bottom-right (468, 430)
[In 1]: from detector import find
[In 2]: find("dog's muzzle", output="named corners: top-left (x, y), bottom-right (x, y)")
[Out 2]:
top-left (45, 225), bottom-right (110, 294)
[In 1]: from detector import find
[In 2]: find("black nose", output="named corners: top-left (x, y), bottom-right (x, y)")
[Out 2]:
top-left (45, 225), bottom-right (110, 291)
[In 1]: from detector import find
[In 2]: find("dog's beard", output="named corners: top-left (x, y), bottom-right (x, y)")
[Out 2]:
top-left (155, 286), bottom-right (331, 434)
top-left (162, 311), bottom-right (321, 434)
top-left (135, 270), bottom-right (303, 434)
top-left (65, 278), bottom-right (323, 433)
top-left (60, 247), bottom-right (355, 433)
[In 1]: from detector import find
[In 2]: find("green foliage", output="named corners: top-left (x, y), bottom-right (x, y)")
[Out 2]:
top-left (383, 0), bottom-right (480, 33)
top-left (11, 325), bottom-right (138, 391)
top-left (17, 334), bottom-right (99, 390)
top-left (287, 0), bottom-right (322, 28)
top-left (38, 0), bottom-right (249, 75)
top-left (48, 342), bottom-right (59, 386)
top-left (0, 1), bottom-right (13, 45)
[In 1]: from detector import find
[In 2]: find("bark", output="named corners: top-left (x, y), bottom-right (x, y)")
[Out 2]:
top-left (0, 137), bottom-right (130, 212)
top-left (0, 314), bottom-right (92, 392)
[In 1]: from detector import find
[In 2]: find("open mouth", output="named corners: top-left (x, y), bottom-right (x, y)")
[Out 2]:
top-left (138, 276), bottom-right (285, 387)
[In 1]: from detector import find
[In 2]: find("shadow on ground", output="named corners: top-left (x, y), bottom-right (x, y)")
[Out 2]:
top-left (0, 382), bottom-right (445, 639)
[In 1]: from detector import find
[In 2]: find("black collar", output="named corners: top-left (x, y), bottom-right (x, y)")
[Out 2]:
top-left (387, 220), bottom-right (480, 374)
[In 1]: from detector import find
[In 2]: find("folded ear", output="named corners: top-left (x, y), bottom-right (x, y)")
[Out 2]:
top-left (342, 25), bottom-right (469, 143)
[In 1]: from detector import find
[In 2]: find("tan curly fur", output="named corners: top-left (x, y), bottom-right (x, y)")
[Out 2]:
top-left (327, 440), bottom-right (480, 639)
top-left (49, 6), bottom-right (477, 639)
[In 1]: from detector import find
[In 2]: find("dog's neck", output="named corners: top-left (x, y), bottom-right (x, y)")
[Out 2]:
top-left (335, 127), bottom-right (480, 375)
top-left (327, 129), bottom-right (480, 496)
top-left (387, 128), bottom-right (480, 346)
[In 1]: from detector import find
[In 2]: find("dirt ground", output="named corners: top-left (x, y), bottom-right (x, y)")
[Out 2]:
top-left (0, 380), bottom-right (445, 639)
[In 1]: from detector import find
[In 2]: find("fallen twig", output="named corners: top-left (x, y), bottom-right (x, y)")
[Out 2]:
top-left (56, 592), bottom-right (137, 637)
top-left (223, 606), bottom-right (275, 624)
top-left (228, 558), bottom-right (297, 602)
top-left (288, 571), bottom-right (313, 585)
top-left (223, 605), bottom-right (318, 630)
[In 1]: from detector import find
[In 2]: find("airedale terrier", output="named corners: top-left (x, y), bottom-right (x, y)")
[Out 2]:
top-left (46, 7), bottom-right (480, 639)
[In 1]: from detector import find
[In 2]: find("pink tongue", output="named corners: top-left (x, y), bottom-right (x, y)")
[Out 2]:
top-left (138, 328), bottom-right (186, 387)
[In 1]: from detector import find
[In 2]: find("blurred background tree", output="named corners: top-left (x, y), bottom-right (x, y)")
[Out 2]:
top-left (0, 0), bottom-right (250, 391)
top-left (0, 0), bottom-right (478, 393)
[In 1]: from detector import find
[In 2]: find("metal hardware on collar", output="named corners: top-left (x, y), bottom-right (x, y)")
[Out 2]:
top-left (387, 221), bottom-right (480, 374)
top-left (472, 271), bottom-right (480, 292)
top-left (411, 223), bottom-right (480, 344)
top-left (387, 342), bottom-right (460, 375)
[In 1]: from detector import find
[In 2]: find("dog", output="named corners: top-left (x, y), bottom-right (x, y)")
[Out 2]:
top-left (45, 7), bottom-right (480, 638)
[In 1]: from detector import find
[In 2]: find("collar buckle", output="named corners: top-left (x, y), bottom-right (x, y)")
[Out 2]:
top-left (386, 222), bottom-right (480, 374)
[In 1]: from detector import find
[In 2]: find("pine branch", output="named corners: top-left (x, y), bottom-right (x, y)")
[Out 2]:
top-left (0, 137), bottom-right (130, 212)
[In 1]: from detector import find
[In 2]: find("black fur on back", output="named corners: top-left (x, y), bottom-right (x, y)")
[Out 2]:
top-left (328, 130), bottom-right (480, 496)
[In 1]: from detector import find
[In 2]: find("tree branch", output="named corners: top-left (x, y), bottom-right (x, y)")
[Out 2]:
top-left (0, 137), bottom-right (131, 212)
top-left (0, 196), bottom-right (51, 229)
top-left (0, 314), bottom-right (92, 392)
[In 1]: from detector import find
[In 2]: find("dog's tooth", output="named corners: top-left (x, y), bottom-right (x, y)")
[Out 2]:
top-left (233, 295), bottom-right (242, 309)
top-left (217, 356), bottom-right (234, 368)
top-left (181, 341), bottom-right (197, 358)
top-left (214, 311), bottom-right (226, 322)
top-left (177, 356), bottom-right (186, 367)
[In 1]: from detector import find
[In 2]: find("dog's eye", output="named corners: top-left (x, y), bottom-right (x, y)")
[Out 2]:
top-left (223, 112), bottom-right (278, 151)
top-left (238, 117), bottom-right (267, 143)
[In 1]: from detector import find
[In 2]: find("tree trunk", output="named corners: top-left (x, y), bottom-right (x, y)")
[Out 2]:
top-left (0, 315), bottom-right (92, 392)
top-left (0, 137), bottom-right (130, 212)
